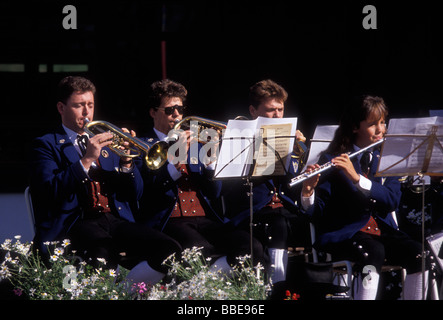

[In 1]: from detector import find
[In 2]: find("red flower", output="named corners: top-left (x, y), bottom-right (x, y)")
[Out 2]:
top-left (284, 290), bottom-right (301, 300)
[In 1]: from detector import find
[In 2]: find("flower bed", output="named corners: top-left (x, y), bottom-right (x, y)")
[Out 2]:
top-left (1, 236), bottom-right (272, 300)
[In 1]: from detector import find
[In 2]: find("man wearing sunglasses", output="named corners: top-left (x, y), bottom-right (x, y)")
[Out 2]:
top-left (29, 76), bottom-right (182, 287)
top-left (150, 102), bottom-right (185, 133)
top-left (136, 79), bottom-right (264, 274)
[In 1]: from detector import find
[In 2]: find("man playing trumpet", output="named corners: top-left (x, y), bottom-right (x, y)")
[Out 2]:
top-left (136, 79), bottom-right (265, 273)
top-left (29, 76), bottom-right (182, 286)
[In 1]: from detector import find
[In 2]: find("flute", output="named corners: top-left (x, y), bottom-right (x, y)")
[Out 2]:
top-left (288, 138), bottom-right (385, 188)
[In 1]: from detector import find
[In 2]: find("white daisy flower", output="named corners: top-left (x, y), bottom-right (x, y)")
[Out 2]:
top-left (61, 239), bottom-right (71, 247)
top-left (54, 247), bottom-right (64, 256)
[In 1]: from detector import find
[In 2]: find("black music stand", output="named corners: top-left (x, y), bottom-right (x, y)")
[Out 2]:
top-left (376, 117), bottom-right (443, 300)
top-left (214, 117), bottom-right (298, 263)
top-left (214, 135), bottom-right (258, 262)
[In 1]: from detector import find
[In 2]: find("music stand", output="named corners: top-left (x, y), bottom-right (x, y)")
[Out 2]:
top-left (214, 116), bottom-right (298, 262)
top-left (376, 116), bottom-right (443, 300)
top-left (215, 135), bottom-right (258, 262)
top-left (305, 125), bottom-right (338, 166)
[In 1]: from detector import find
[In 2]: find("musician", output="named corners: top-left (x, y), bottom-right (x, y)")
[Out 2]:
top-left (29, 76), bottom-right (182, 285)
top-left (301, 95), bottom-right (428, 299)
top-left (136, 79), bottom-right (264, 273)
top-left (223, 79), bottom-right (310, 295)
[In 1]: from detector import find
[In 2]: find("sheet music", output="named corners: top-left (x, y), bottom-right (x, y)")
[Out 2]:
top-left (305, 125), bottom-right (338, 166)
top-left (252, 123), bottom-right (292, 176)
top-left (215, 119), bottom-right (256, 179)
top-left (214, 116), bottom-right (297, 179)
top-left (408, 123), bottom-right (443, 169)
top-left (376, 116), bottom-right (443, 176)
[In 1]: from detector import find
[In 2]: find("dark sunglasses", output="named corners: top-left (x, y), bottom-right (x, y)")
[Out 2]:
top-left (157, 105), bottom-right (185, 115)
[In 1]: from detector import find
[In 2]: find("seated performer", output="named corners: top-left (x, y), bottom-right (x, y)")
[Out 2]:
top-left (136, 79), bottom-right (264, 273)
top-left (29, 76), bottom-right (182, 285)
top-left (302, 95), bottom-right (428, 300)
top-left (223, 79), bottom-right (310, 294)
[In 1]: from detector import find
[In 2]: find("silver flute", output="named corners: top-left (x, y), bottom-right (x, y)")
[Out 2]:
top-left (288, 138), bottom-right (385, 188)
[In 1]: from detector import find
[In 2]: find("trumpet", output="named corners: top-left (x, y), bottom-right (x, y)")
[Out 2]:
top-left (133, 116), bottom-right (228, 169)
top-left (288, 138), bottom-right (385, 188)
top-left (173, 116), bottom-right (227, 138)
top-left (83, 118), bottom-right (168, 170)
top-left (149, 115), bottom-right (227, 150)
top-left (293, 139), bottom-right (308, 170)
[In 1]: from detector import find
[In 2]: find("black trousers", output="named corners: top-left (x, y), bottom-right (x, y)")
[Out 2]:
top-left (324, 221), bottom-right (424, 274)
top-left (163, 216), bottom-right (265, 267)
top-left (68, 212), bottom-right (182, 273)
top-left (240, 206), bottom-right (309, 250)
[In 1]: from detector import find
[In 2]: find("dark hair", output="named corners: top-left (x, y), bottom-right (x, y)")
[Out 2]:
top-left (148, 79), bottom-right (187, 109)
top-left (249, 79), bottom-right (288, 109)
top-left (57, 76), bottom-right (96, 104)
top-left (325, 95), bottom-right (388, 155)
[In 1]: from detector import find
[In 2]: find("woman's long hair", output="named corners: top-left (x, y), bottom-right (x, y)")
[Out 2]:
top-left (325, 95), bottom-right (388, 156)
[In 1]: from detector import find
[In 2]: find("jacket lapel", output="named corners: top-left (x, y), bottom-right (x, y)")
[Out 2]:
top-left (370, 149), bottom-right (382, 182)
top-left (353, 155), bottom-right (363, 175)
top-left (55, 127), bottom-right (80, 165)
top-left (55, 127), bottom-right (117, 171)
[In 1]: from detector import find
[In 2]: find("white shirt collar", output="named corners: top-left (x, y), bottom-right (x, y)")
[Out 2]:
top-left (153, 127), bottom-right (168, 141)
top-left (62, 124), bottom-right (89, 155)
top-left (354, 144), bottom-right (373, 162)
top-left (62, 125), bottom-right (83, 142)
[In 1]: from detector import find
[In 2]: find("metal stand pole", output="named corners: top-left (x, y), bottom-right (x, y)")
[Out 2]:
top-left (247, 177), bottom-right (254, 264)
top-left (419, 173), bottom-right (427, 300)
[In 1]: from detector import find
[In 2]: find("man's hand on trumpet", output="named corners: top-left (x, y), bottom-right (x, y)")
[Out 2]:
top-left (80, 132), bottom-right (114, 171)
top-left (168, 129), bottom-right (197, 170)
top-left (296, 129), bottom-right (306, 143)
top-left (120, 128), bottom-right (137, 169)
top-left (293, 129), bottom-right (307, 155)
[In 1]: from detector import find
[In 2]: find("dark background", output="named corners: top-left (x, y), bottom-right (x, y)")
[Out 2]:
top-left (1, 0), bottom-right (443, 192)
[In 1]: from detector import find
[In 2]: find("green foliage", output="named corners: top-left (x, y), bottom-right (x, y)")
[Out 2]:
top-left (1, 237), bottom-right (272, 300)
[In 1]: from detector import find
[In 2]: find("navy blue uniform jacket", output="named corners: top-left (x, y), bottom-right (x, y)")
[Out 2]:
top-left (135, 130), bottom-right (225, 230)
top-left (304, 149), bottom-right (401, 248)
top-left (223, 153), bottom-right (303, 226)
top-left (29, 126), bottom-right (144, 253)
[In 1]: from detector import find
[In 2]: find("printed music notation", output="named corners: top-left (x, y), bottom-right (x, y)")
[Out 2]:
top-left (252, 123), bottom-right (293, 177)
top-left (408, 123), bottom-right (443, 171)
top-left (214, 116), bottom-right (298, 179)
top-left (376, 116), bottom-right (443, 177)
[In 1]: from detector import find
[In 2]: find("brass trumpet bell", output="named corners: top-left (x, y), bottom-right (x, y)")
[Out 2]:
top-left (145, 140), bottom-right (169, 170)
